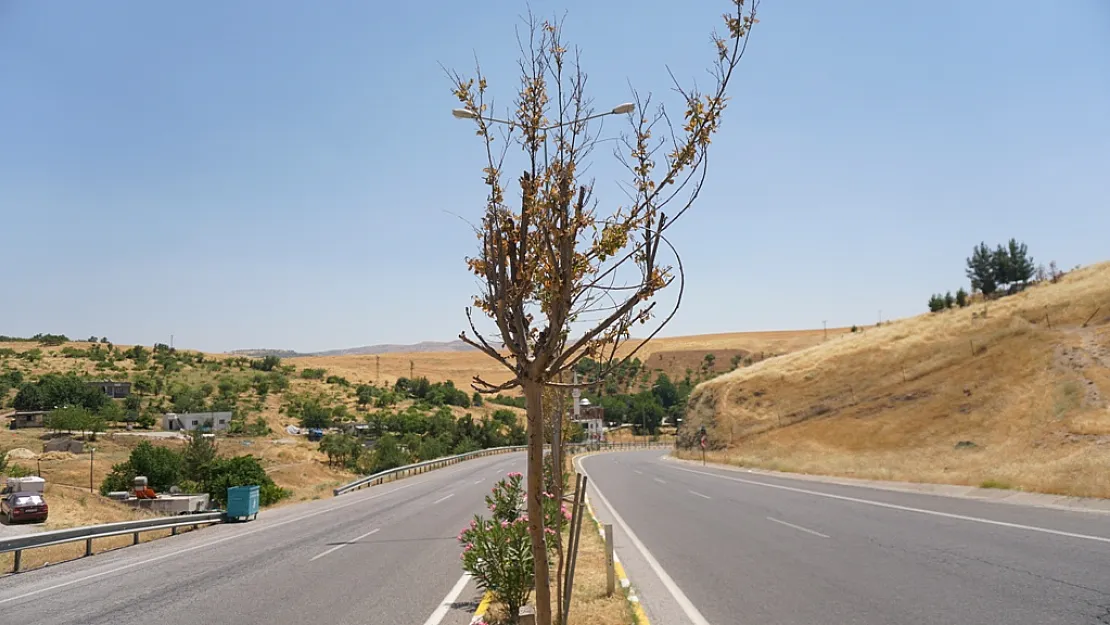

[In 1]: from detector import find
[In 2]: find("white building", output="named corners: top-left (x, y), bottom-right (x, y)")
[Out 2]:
top-left (162, 411), bottom-right (232, 432)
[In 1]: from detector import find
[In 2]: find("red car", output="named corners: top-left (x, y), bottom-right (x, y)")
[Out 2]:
top-left (2, 491), bottom-right (49, 523)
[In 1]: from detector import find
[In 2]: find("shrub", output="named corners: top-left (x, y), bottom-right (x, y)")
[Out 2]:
top-left (205, 455), bottom-right (290, 506)
top-left (100, 442), bottom-right (183, 495)
top-left (300, 368), bottom-right (326, 380)
top-left (325, 375), bottom-right (351, 388)
top-left (5, 463), bottom-right (34, 478)
top-left (250, 355), bottom-right (282, 372)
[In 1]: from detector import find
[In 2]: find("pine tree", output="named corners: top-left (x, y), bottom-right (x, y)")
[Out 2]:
top-left (928, 294), bottom-right (946, 313)
top-left (966, 242), bottom-right (998, 297)
top-left (944, 291), bottom-right (955, 309)
top-left (1007, 238), bottom-right (1034, 285)
top-left (992, 244), bottom-right (1012, 289)
top-left (956, 288), bottom-right (969, 307)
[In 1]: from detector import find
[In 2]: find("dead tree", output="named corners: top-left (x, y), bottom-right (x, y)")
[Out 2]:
top-left (449, 3), bottom-right (758, 623)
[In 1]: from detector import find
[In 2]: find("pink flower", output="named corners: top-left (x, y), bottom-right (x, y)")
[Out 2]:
top-left (508, 472), bottom-right (522, 478)
top-left (470, 520), bottom-right (477, 529)
top-left (563, 510), bottom-right (572, 521)
top-left (543, 491), bottom-right (554, 499)
top-left (544, 527), bottom-right (556, 536)
top-left (500, 520), bottom-right (509, 529)
top-left (464, 543), bottom-right (474, 552)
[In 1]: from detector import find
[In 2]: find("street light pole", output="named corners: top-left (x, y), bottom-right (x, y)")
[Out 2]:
top-left (452, 102), bottom-right (635, 131)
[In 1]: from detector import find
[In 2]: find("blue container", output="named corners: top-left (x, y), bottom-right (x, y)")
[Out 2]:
top-left (226, 485), bottom-right (259, 522)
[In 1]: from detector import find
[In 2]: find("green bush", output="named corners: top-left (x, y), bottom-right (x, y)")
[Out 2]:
top-left (5, 464), bottom-right (34, 478)
top-left (204, 455), bottom-right (289, 506)
top-left (300, 368), bottom-right (326, 380)
top-left (100, 442), bottom-right (183, 495)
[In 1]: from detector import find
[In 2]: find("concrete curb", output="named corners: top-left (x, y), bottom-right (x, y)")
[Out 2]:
top-left (665, 454), bottom-right (1110, 515)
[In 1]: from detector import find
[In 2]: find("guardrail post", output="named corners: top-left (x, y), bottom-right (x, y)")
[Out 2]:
top-left (13, 549), bottom-right (21, 573)
top-left (133, 532), bottom-right (140, 546)
top-left (172, 526), bottom-right (178, 536)
top-left (85, 538), bottom-right (93, 557)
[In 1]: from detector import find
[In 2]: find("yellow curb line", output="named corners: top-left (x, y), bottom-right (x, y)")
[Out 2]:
top-left (470, 590), bottom-right (494, 624)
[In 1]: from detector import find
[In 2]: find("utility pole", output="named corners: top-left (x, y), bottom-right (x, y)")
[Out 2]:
top-left (409, 360), bottom-right (414, 380)
top-left (823, 320), bottom-right (828, 341)
top-left (89, 447), bottom-right (95, 493)
top-left (376, 355), bottom-right (380, 384)
top-left (170, 334), bottom-right (174, 349)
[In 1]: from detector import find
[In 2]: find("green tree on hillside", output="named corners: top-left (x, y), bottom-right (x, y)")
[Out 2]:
top-left (956, 288), bottom-right (969, 307)
top-left (944, 291), bottom-right (955, 309)
top-left (928, 294), bottom-right (946, 313)
top-left (14, 373), bottom-right (108, 412)
top-left (966, 242), bottom-right (998, 297)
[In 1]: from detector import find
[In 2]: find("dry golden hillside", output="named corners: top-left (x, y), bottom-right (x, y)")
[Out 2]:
top-left (289, 329), bottom-right (833, 391)
top-left (684, 261), bottom-right (1110, 498)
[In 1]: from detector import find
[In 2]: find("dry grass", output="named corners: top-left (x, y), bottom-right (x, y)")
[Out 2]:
top-left (685, 261), bottom-right (1110, 498)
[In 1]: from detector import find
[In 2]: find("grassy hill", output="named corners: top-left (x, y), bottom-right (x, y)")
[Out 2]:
top-left (682, 262), bottom-right (1110, 498)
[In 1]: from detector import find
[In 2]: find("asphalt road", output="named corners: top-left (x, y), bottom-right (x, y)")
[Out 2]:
top-left (580, 451), bottom-right (1110, 625)
top-left (0, 452), bottom-right (526, 625)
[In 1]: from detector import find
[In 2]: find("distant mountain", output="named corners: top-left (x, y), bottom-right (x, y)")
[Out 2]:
top-left (228, 348), bottom-right (304, 358)
top-left (311, 340), bottom-right (477, 357)
top-left (229, 340), bottom-right (477, 358)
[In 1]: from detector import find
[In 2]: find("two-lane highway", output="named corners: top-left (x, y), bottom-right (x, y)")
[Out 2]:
top-left (0, 452), bottom-right (526, 625)
top-left (581, 451), bottom-right (1110, 625)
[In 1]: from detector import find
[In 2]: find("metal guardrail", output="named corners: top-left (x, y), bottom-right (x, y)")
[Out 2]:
top-left (333, 445), bottom-right (528, 496)
top-left (332, 440), bottom-right (675, 496)
top-left (0, 511), bottom-right (224, 574)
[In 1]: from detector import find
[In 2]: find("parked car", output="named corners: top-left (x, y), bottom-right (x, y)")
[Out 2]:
top-left (2, 491), bottom-right (49, 523)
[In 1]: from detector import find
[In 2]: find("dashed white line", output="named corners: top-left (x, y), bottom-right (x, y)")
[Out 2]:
top-left (473, 480), bottom-right (483, 485)
top-left (670, 465), bottom-right (1110, 544)
top-left (653, 478), bottom-right (667, 485)
top-left (310, 528), bottom-right (380, 561)
top-left (577, 457), bottom-right (711, 625)
top-left (689, 490), bottom-right (712, 500)
top-left (634, 470), bottom-right (644, 475)
top-left (767, 517), bottom-right (828, 538)
top-left (0, 480), bottom-right (420, 606)
top-left (433, 493), bottom-right (455, 505)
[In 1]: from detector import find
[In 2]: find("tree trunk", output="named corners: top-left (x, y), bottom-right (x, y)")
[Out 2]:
top-left (552, 381), bottom-right (565, 625)
top-left (524, 379), bottom-right (553, 625)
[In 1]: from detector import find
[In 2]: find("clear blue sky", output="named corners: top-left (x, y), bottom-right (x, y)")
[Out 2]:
top-left (2, 1), bottom-right (1108, 353)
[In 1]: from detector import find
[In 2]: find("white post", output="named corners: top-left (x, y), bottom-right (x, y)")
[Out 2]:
top-left (605, 523), bottom-right (615, 597)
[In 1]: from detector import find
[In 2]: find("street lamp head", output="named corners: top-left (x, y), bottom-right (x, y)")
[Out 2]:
top-left (610, 102), bottom-right (635, 115)
top-left (452, 108), bottom-right (479, 120)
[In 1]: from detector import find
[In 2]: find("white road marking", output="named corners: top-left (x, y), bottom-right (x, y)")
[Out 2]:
top-left (421, 573), bottom-right (472, 625)
top-left (767, 517), bottom-right (829, 538)
top-left (0, 480), bottom-right (421, 606)
top-left (577, 457), bottom-right (712, 625)
top-left (433, 493), bottom-right (455, 505)
top-left (473, 480), bottom-right (483, 485)
top-left (310, 528), bottom-right (379, 561)
top-left (653, 478), bottom-right (667, 485)
top-left (670, 466), bottom-right (1110, 544)
top-left (689, 490), bottom-right (712, 500)
top-left (634, 470), bottom-right (644, 475)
